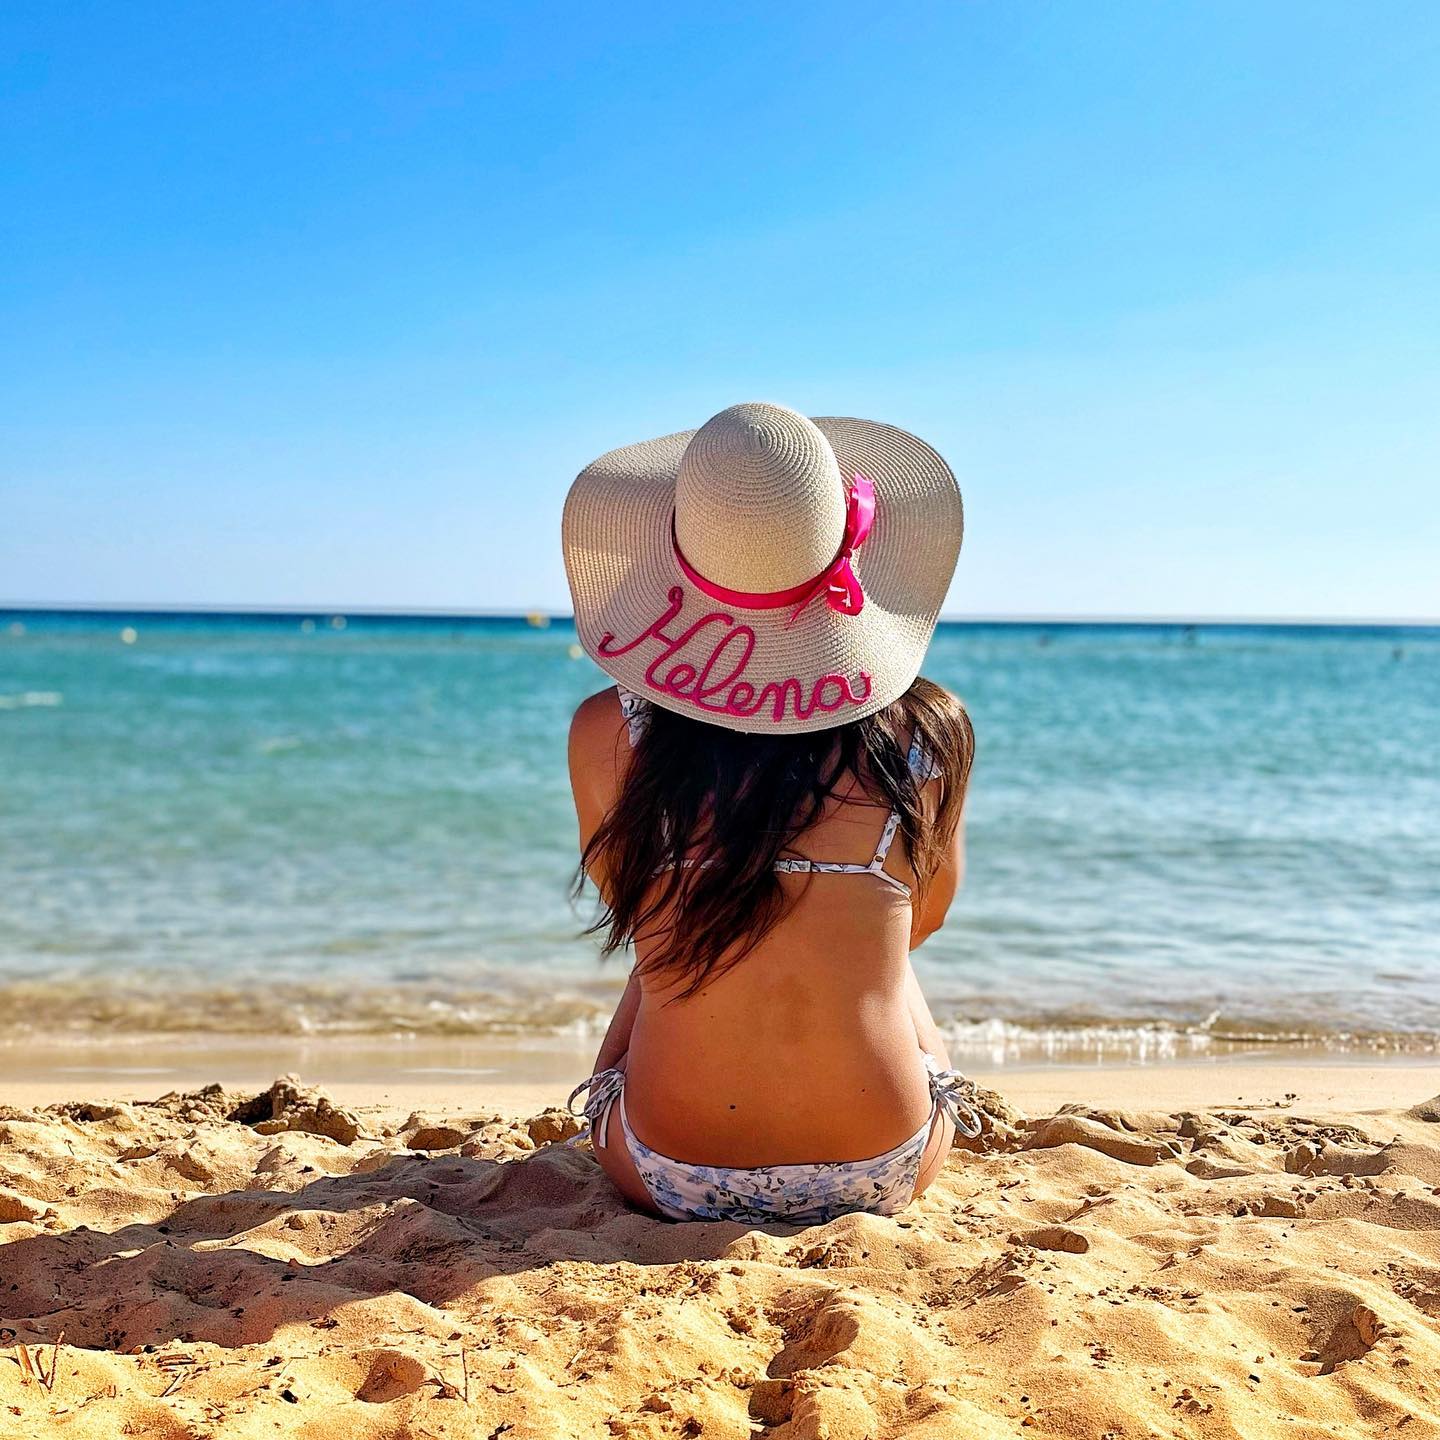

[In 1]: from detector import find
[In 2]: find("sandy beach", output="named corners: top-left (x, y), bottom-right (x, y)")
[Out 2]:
top-left (8, 1), bottom-right (1440, 1434)
top-left (5, 1059), bottom-right (1440, 1438)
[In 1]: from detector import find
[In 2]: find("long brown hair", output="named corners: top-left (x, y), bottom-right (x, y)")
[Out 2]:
top-left (577, 677), bottom-right (974, 997)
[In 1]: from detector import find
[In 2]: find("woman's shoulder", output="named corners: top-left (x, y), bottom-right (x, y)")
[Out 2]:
top-left (570, 684), bottom-right (652, 761)
top-left (567, 689), bottom-right (632, 807)
top-left (570, 685), bottom-right (624, 746)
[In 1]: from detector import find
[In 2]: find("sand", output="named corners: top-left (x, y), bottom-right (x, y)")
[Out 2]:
top-left (4, 1063), bottom-right (1440, 1438)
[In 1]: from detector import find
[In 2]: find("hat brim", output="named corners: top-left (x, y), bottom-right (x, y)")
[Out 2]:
top-left (561, 415), bottom-right (963, 735)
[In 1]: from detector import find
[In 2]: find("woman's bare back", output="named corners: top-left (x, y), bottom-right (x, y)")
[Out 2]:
top-left (570, 687), bottom-right (963, 1170)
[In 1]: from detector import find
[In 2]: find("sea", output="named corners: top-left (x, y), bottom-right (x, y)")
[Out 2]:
top-left (2, 609), bottom-right (1437, 1066)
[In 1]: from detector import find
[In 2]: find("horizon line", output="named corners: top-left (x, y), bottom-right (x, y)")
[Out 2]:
top-left (3, 600), bottom-right (1438, 629)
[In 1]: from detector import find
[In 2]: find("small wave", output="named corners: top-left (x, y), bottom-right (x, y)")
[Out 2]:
top-left (941, 1013), bottom-right (1440, 1064)
top-left (0, 976), bottom-right (618, 1042)
top-left (944, 1016), bottom-right (1219, 1065)
top-left (0, 976), bottom-right (1436, 1062)
top-left (0, 691), bottom-right (62, 710)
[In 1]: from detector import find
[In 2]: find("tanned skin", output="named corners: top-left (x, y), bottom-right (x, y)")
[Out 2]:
top-left (569, 687), bottom-right (967, 1214)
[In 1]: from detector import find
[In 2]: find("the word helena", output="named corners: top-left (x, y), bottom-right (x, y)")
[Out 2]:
top-left (598, 587), bottom-right (872, 723)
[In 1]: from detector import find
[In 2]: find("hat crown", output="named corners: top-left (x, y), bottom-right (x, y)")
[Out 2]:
top-left (674, 403), bottom-right (846, 592)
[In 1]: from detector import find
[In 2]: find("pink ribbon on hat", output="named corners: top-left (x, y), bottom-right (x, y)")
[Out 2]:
top-left (672, 474), bottom-right (876, 627)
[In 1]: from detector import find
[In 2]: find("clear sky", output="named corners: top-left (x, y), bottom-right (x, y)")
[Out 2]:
top-left (3, 3), bottom-right (1438, 619)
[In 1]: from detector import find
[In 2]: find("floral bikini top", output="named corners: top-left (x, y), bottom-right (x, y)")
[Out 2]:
top-left (616, 686), bottom-right (941, 899)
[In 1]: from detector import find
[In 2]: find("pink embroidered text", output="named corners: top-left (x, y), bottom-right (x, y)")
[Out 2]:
top-left (598, 588), bottom-right (873, 724)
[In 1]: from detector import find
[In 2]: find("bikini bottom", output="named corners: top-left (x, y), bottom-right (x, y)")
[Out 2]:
top-left (567, 1050), bottom-right (983, 1225)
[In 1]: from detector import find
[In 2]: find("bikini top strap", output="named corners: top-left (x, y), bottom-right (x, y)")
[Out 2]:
top-left (616, 686), bottom-right (649, 748)
top-left (870, 732), bottom-right (943, 868)
top-left (907, 730), bottom-right (941, 784)
top-left (870, 809), bottom-right (903, 868)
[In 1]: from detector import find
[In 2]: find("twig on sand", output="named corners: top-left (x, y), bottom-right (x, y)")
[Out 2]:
top-left (431, 1347), bottom-right (472, 1402)
top-left (153, 1350), bottom-right (201, 1399)
top-left (77, 1383), bottom-right (119, 1411)
top-left (43, 1332), bottom-right (64, 1392)
top-left (1063, 1195), bottom-right (1115, 1224)
top-left (9, 1333), bottom-right (64, 1394)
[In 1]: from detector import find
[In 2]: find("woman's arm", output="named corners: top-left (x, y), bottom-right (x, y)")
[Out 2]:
top-left (911, 808), bottom-right (964, 950)
top-left (906, 790), bottom-right (962, 1064)
top-left (568, 689), bottom-right (628, 897)
top-left (904, 963), bottom-right (952, 1068)
top-left (569, 690), bottom-right (640, 1070)
top-left (594, 969), bottom-right (642, 1072)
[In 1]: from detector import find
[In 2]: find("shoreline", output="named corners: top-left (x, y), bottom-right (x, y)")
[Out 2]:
top-left (4, 1008), bottom-right (1436, 1069)
top-left (1, 1031), bottom-right (1437, 1116)
top-left (2, 1031), bottom-right (1440, 1082)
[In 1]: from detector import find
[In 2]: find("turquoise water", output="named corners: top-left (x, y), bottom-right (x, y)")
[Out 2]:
top-left (2, 610), bottom-right (1438, 1060)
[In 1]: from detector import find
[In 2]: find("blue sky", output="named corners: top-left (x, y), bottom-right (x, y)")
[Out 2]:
top-left (2, 3), bottom-right (1438, 618)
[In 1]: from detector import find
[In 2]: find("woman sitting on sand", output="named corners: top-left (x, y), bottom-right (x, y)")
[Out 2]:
top-left (562, 401), bottom-right (980, 1224)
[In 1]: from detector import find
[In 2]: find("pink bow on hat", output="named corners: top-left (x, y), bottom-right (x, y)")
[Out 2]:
top-left (672, 474), bottom-right (876, 627)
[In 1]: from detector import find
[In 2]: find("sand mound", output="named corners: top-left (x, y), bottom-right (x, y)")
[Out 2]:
top-left (4, 1076), bottom-right (1440, 1437)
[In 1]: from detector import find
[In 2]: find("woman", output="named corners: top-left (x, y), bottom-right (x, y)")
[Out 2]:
top-left (561, 401), bottom-right (980, 1225)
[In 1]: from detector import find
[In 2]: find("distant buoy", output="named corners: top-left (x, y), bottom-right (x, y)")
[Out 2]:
top-left (525, 611), bottom-right (550, 629)
top-left (6, 621), bottom-right (23, 637)
top-left (330, 615), bottom-right (347, 631)
top-left (300, 618), bottom-right (316, 634)
top-left (120, 626), bottom-right (138, 645)
top-left (568, 643), bottom-right (583, 660)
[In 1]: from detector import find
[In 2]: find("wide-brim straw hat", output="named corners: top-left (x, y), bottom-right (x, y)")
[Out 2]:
top-left (562, 401), bottom-right (963, 735)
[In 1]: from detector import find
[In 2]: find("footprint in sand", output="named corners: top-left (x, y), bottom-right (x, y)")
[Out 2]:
top-left (353, 1349), bottom-right (431, 1403)
top-left (1304, 1301), bottom-right (1398, 1374)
